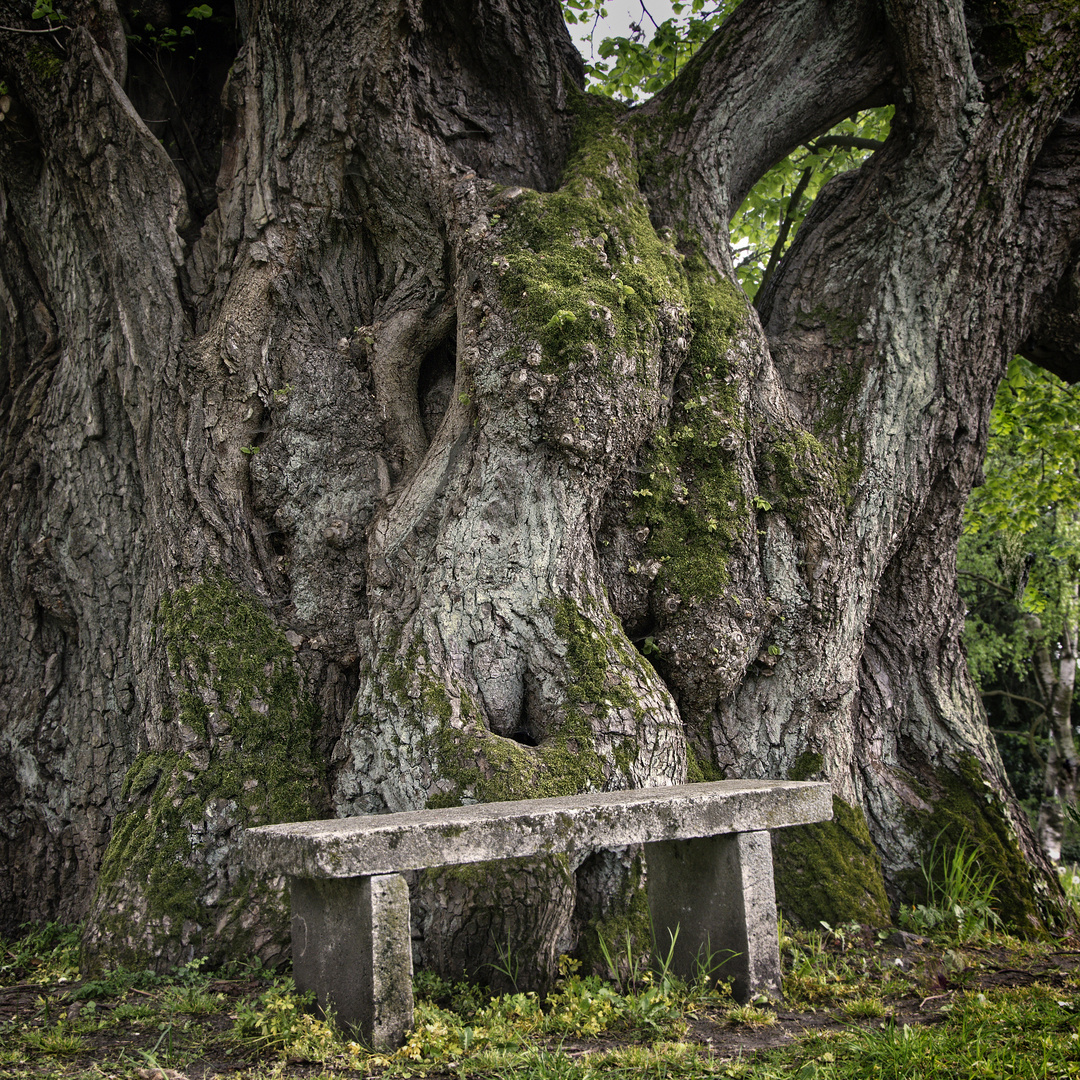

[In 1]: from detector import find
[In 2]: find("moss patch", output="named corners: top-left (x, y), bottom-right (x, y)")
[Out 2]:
top-left (497, 91), bottom-right (749, 601)
top-left (902, 755), bottom-right (1046, 933)
top-left (772, 797), bottom-right (891, 929)
top-left (92, 572), bottom-right (324, 964)
top-left (631, 250), bottom-right (749, 600)
top-left (498, 92), bottom-right (688, 376)
top-left (27, 43), bottom-right (63, 80)
top-left (786, 752), bottom-right (824, 782)
top-left (686, 743), bottom-right (725, 783)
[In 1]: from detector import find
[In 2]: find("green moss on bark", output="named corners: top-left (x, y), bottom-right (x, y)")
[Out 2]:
top-left (786, 752), bottom-right (824, 782)
top-left (685, 743), bottom-right (725, 782)
top-left (772, 797), bottom-right (891, 929)
top-left (498, 92), bottom-right (688, 376)
top-left (495, 91), bottom-right (750, 602)
top-left (632, 254), bottom-right (749, 600)
top-left (90, 572), bottom-right (324, 968)
top-left (902, 755), bottom-right (1046, 933)
top-left (417, 596), bottom-right (661, 808)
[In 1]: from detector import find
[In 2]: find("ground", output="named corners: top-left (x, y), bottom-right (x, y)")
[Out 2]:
top-left (2, 921), bottom-right (1079, 1078)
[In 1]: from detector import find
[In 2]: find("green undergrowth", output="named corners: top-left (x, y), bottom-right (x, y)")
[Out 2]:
top-left (902, 755), bottom-right (1047, 933)
top-left (4, 919), bottom-right (1080, 1079)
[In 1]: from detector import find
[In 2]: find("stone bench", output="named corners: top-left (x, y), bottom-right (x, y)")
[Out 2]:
top-left (244, 778), bottom-right (831, 1048)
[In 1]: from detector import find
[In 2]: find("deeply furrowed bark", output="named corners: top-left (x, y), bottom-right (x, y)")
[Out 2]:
top-left (1, 0), bottom-right (1079, 976)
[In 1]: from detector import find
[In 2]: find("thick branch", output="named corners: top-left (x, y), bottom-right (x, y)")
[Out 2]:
top-left (638, 0), bottom-right (894, 239)
top-left (882, 0), bottom-right (979, 141)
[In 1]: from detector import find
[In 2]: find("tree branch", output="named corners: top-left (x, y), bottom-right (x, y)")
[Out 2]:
top-left (0, 22), bottom-right (69, 33)
top-left (757, 164), bottom-right (813, 297)
top-left (808, 135), bottom-right (885, 152)
top-left (980, 689), bottom-right (1047, 715)
top-left (637, 0), bottom-right (894, 238)
top-left (881, 0), bottom-right (979, 143)
top-left (956, 569), bottom-right (1019, 600)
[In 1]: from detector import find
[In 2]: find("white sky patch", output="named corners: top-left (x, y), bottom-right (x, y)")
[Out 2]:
top-left (569, 0), bottom-right (678, 60)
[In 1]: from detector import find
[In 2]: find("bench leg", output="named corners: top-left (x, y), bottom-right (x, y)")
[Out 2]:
top-left (644, 830), bottom-right (781, 1002)
top-left (288, 873), bottom-right (414, 1049)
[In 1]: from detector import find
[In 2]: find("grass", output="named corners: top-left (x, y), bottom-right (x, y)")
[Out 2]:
top-left (1, 911), bottom-right (1079, 1078)
top-left (899, 834), bottom-right (1003, 943)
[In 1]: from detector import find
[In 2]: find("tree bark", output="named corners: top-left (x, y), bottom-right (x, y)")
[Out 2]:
top-left (1, 0), bottom-right (1078, 972)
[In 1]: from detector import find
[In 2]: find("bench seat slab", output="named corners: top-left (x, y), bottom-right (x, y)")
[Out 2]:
top-left (645, 830), bottom-right (780, 1002)
top-left (290, 873), bottom-right (413, 1048)
top-left (246, 780), bottom-right (831, 880)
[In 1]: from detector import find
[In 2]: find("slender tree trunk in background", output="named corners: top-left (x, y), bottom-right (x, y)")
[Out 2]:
top-left (1, 0), bottom-right (1079, 976)
top-left (1033, 602), bottom-right (1080, 863)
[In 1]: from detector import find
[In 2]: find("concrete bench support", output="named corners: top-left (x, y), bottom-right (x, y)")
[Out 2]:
top-left (290, 874), bottom-right (413, 1048)
top-left (245, 779), bottom-right (831, 1049)
top-left (645, 830), bottom-right (779, 1002)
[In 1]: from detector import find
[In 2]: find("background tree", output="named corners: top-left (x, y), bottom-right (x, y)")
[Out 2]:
top-left (959, 356), bottom-right (1080, 864)
top-left (1, 0), bottom-right (1079, 979)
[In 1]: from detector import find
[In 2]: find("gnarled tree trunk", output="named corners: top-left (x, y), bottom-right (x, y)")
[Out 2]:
top-left (1, 0), bottom-right (1078, 976)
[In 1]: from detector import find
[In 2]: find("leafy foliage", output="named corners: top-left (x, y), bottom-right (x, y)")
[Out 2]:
top-left (958, 358), bottom-right (1080, 844)
top-left (729, 109), bottom-right (892, 298)
top-left (565, 1), bottom-right (737, 103)
top-left (964, 357), bottom-right (1080, 546)
top-left (899, 835), bottom-right (1003, 943)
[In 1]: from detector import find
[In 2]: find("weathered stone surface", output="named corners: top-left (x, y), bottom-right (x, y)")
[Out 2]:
top-left (646, 830), bottom-right (780, 1002)
top-left (244, 780), bottom-right (831, 879)
top-left (246, 780), bottom-right (829, 1041)
top-left (290, 873), bottom-right (413, 1049)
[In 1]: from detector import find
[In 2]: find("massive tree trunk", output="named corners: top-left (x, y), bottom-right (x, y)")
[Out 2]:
top-left (1, 0), bottom-right (1078, 975)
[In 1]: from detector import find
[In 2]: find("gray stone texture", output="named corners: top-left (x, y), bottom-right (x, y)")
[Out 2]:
top-left (645, 830), bottom-right (780, 1002)
top-left (289, 874), bottom-right (413, 1048)
top-left (245, 780), bottom-right (831, 878)
top-left (246, 780), bottom-right (831, 1045)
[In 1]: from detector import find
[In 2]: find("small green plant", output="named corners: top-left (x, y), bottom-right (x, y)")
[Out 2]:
top-left (1057, 862), bottom-right (1080, 912)
top-left (232, 976), bottom-right (345, 1061)
top-left (31, 0), bottom-right (66, 23)
top-left (725, 1002), bottom-right (777, 1026)
top-left (900, 833), bottom-right (1002, 942)
top-left (23, 1024), bottom-right (86, 1055)
top-left (0, 922), bottom-right (81, 983)
top-left (160, 982), bottom-right (224, 1014)
top-left (843, 995), bottom-right (886, 1019)
top-left (820, 919), bottom-right (864, 953)
top-left (596, 926), bottom-right (651, 995)
top-left (487, 932), bottom-right (522, 993)
top-left (67, 965), bottom-right (163, 1000)
top-left (545, 308), bottom-right (577, 329)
